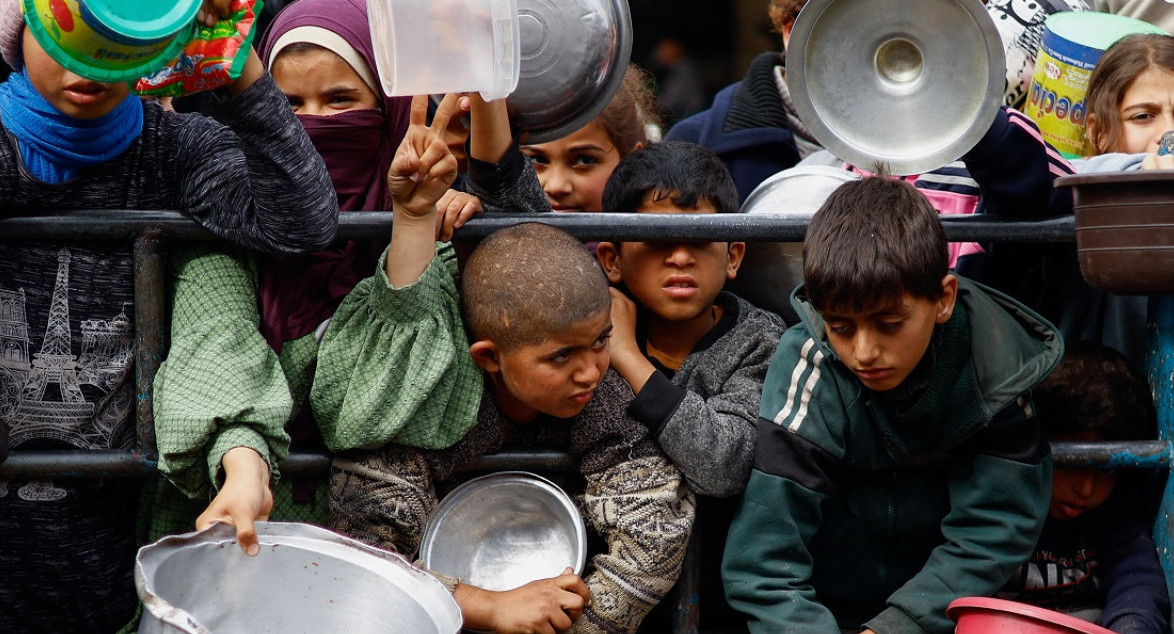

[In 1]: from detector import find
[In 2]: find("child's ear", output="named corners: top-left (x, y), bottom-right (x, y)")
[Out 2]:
top-left (1084, 113), bottom-right (1101, 153)
top-left (725, 242), bottom-right (747, 280)
top-left (595, 242), bottom-right (625, 284)
top-left (469, 340), bottom-right (502, 373)
top-left (936, 274), bottom-right (959, 324)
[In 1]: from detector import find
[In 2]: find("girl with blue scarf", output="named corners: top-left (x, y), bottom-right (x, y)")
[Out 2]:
top-left (0, 0), bottom-right (338, 630)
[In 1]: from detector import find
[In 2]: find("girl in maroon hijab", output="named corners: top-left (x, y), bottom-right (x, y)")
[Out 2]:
top-left (149, 0), bottom-right (481, 554)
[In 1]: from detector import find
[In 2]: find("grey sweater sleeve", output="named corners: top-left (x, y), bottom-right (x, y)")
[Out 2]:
top-left (630, 301), bottom-right (785, 497)
top-left (464, 142), bottom-right (551, 213)
top-left (173, 73), bottom-right (339, 253)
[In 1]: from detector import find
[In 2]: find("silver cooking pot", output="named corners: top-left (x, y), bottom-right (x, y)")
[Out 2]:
top-left (136, 521), bottom-right (462, 634)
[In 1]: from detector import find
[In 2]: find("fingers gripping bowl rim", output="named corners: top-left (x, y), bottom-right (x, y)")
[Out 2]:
top-left (22, 0), bottom-right (201, 82)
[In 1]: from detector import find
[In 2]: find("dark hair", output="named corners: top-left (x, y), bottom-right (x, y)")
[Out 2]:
top-left (593, 65), bottom-right (662, 157)
top-left (803, 174), bottom-right (948, 312)
top-left (461, 223), bottom-right (610, 352)
top-left (601, 141), bottom-right (739, 213)
top-left (1086, 33), bottom-right (1174, 154)
top-left (1033, 341), bottom-right (1156, 441)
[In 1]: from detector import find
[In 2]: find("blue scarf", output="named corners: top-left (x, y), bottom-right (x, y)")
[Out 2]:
top-left (0, 69), bottom-right (143, 184)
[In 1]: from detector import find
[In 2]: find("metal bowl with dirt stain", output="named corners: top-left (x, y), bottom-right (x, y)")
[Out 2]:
top-left (419, 471), bottom-right (587, 592)
top-left (136, 522), bottom-right (462, 634)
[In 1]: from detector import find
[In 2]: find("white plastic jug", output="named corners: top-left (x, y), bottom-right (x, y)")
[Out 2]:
top-left (366, 0), bottom-right (520, 99)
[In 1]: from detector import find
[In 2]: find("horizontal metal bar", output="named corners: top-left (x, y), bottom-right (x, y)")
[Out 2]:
top-left (0, 450), bottom-right (158, 479)
top-left (0, 449), bottom-right (579, 479)
top-left (4, 443), bottom-right (1167, 479)
top-left (1050, 440), bottom-right (1173, 469)
top-left (0, 210), bottom-right (1077, 243)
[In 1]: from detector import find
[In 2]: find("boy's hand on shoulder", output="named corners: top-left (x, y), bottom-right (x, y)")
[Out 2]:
top-left (607, 288), bottom-right (656, 394)
top-left (389, 94), bottom-right (463, 221)
top-left (455, 567), bottom-right (589, 634)
top-left (435, 189), bottom-right (483, 242)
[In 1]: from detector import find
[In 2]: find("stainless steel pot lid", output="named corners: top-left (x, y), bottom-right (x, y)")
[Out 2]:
top-left (786, 0), bottom-right (1005, 175)
top-left (419, 471), bottom-right (588, 592)
top-left (506, 0), bottom-right (633, 143)
top-left (135, 522), bottom-right (462, 634)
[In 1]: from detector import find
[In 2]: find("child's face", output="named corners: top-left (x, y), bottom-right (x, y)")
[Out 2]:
top-left (819, 278), bottom-right (956, 392)
top-left (271, 48), bottom-right (380, 116)
top-left (523, 121), bottom-right (622, 213)
top-left (1112, 65), bottom-right (1174, 154)
top-left (479, 309), bottom-right (612, 422)
top-left (596, 195), bottom-right (744, 330)
top-left (22, 28), bottom-right (129, 119)
top-left (1049, 431), bottom-right (1117, 521)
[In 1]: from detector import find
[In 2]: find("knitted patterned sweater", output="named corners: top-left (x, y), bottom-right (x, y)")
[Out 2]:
top-left (325, 244), bottom-right (696, 633)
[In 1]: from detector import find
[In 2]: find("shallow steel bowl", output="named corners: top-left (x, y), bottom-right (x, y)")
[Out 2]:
top-left (136, 522), bottom-right (461, 634)
top-left (506, 0), bottom-right (633, 143)
top-left (419, 471), bottom-right (587, 591)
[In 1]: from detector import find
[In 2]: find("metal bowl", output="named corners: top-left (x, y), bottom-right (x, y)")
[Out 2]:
top-left (419, 471), bottom-right (587, 591)
top-left (136, 522), bottom-right (462, 634)
top-left (786, 0), bottom-right (1005, 175)
top-left (506, 0), bottom-right (633, 143)
top-left (729, 165), bottom-right (861, 322)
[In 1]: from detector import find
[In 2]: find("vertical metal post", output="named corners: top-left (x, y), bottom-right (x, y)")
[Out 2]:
top-left (672, 527), bottom-right (701, 633)
top-left (133, 228), bottom-right (167, 461)
top-left (1144, 293), bottom-right (1174, 605)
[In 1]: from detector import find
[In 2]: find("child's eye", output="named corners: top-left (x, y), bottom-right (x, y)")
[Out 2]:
top-left (878, 320), bottom-right (903, 333)
top-left (592, 333), bottom-right (611, 349)
top-left (1129, 112), bottom-right (1156, 123)
top-left (827, 323), bottom-right (852, 337)
top-left (284, 96), bottom-right (303, 110)
top-left (527, 153), bottom-right (549, 166)
top-left (329, 96), bottom-right (357, 106)
top-left (572, 155), bottom-right (600, 168)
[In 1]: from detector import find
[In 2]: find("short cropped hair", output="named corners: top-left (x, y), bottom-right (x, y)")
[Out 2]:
top-left (461, 223), bottom-right (611, 352)
top-left (601, 141), bottom-right (739, 213)
top-left (803, 174), bottom-right (948, 312)
top-left (1033, 341), bottom-right (1156, 442)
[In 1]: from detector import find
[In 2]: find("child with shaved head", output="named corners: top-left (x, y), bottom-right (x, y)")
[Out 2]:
top-left (319, 94), bottom-right (695, 634)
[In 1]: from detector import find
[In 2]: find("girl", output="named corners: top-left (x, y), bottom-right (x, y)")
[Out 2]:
top-left (524, 66), bottom-right (660, 213)
top-left (1027, 32), bottom-right (1174, 368)
top-left (1084, 33), bottom-right (1174, 162)
top-left (150, 0), bottom-right (480, 559)
top-left (465, 65), bottom-right (661, 214)
top-left (0, 0), bottom-right (338, 628)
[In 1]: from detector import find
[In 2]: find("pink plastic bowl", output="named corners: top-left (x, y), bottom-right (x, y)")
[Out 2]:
top-left (947, 597), bottom-right (1115, 634)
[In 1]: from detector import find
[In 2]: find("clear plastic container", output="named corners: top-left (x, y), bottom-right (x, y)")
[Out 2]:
top-left (366, 0), bottom-right (520, 100)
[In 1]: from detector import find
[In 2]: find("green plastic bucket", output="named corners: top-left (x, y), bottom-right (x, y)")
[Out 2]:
top-left (1024, 11), bottom-right (1167, 158)
top-left (22, 0), bottom-right (201, 82)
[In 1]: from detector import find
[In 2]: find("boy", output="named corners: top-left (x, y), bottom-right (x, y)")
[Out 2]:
top-left (1000, 341), bottom-right (1169, 633)
top-left (723, 175), bottom-right (1062, 634)
top-left (595, 141), bottom-right (784, 497)
top-left (321, 95), bottom-right (695, 634)
top-left (0, 0), bottom-right (337, 630)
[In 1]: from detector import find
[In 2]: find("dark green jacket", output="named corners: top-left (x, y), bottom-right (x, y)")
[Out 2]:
top-left (723, 276), bottom-right (1063, 634)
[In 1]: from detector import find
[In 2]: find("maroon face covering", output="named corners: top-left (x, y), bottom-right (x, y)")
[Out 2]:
top-left (256, 0), bottom-right (410, 351)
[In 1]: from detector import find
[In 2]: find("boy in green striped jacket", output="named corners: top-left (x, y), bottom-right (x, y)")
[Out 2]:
top-left (723, 174), bottom-right (1062, 634)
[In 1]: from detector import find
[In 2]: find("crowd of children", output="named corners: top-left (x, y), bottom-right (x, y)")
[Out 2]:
top-left (3, 0), bottom-right (1174, 632)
